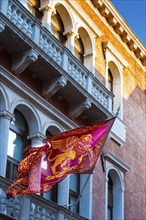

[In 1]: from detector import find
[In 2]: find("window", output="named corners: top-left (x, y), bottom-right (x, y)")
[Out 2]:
top-left (28, 0), bottom-right (43, 21)
top-left (104, 151), bottom-right (130, 220)
top-left (51, 11), bottom-right (67, 45)
top-left (69, 174), bottom-right (80, 213)
top-left (7, 109), bottom-right (29, 161)
top-left (107, 175), bottom-right (113, 220)
top-left (74, 36), bottom-right (84, 63)
top-left (108, 69), bottom-right (113, 93)
top-left (6, 109), bottom-right (29, 181)
top-left (108, 68), bottom-right (114, 110)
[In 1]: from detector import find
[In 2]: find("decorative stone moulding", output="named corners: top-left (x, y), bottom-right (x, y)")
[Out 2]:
top-left (91, 0), bottom-right (146, 67)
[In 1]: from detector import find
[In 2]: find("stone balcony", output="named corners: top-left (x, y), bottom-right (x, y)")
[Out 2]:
top-left (0, 0), bottom-right (126, 145)
top-left (0, 176), bottom-right (87, 220)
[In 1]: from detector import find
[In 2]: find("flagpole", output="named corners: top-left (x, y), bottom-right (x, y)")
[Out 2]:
top-left (69, 173), bottom-right (91, 220)
top-left (100, 106), bottom-right (120, 172)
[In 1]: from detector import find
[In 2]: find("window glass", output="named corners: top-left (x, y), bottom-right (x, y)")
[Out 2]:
top-left (108, 69), bottom-right (113, 92)
top-left (74, 36), bottom-right (84, 63)
top-left (7, 109), bottom-right (29, 161)
top-left (51, 12), bottom-right (67, 45)
top-left (28, 0), bottom-right (43, 21)
top-left (69, 174), bottom-right (79, 192)
top-left (69, 174), bottom-right (80, 213)
top-left (107, 175), bottom-right (113, 220)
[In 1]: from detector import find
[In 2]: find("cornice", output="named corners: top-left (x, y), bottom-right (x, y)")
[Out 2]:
top-left (90, 0), bottom-right (146, 68)
top-left (103, 151), bottom-right (130, 172)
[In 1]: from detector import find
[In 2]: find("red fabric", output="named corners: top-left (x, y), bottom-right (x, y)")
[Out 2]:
top-left (6, 117), bottom-right (115, 198)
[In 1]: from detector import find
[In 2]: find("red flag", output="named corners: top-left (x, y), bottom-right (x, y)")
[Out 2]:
top-left (6, 117), bottom-right (115, 198)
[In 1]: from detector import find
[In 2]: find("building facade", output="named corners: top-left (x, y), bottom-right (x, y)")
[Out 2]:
top-left (0, 0), bottom-right (145, 219)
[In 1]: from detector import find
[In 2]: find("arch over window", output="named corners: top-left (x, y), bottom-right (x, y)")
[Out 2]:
top-left (107, 169), bottom-right (123, 220)
top-left (54, 3), bottom-right (74, 34)
top-left (51, 3), bottom-right (74, 45)
top-left (76, 27), bottom-right (94, 73)
top-left (10, 101), bottom-right (41, 135)
top-left (108, 61), bottom-right (122, 116)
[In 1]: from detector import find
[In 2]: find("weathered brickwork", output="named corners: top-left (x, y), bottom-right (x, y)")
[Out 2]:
top-left (77, 1), bottom-right (146, 219)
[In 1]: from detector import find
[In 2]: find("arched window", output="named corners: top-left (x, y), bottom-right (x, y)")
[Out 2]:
top-left (51, 11), bottom-right (67, 45)
top-left (6, 109), bottom-right (29, 181)
top-left (74, 35), bottom-right (84, 63)
top-left (108, 62), bottom-right (121, 116)
top-left (108, 69), bottom-right (113, 93)
top-left (108, 68), bottom-right (114, 110)
top-left (7, 109), bottom-right (29, 161)
top-left (28, 0), bottom-right (43, 20)
top-left (106, 169), bottom-right (123, 220)
top-left (69, 174), bottom-right (80, 213)
top-left (108, 174), bottom-right (113, 220)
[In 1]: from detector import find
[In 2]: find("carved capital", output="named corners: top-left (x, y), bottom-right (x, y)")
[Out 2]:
top-left (27, 132), bottom-right (46, 141)
top-left (69, 99), bottom-right (92, 119)
top-left (0, 110), bottom-right (15, 121)
top-left (12, 49), bottom-right (38, 74)
top-left (43, 76), bottom-right (67, 99)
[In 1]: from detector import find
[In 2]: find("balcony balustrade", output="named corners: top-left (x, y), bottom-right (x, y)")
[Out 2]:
top-left (0, 0), bottom-right (126, 145)
top-left (0, 176), bottom-right (87, 220)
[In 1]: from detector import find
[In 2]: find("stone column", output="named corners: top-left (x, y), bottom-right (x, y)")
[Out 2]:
top-left (65, 31), bottom-right (78, 54)
top-left (80, 174), bottom-right (93, 219)
top-left (57, 176), bottom-right (69, 206)
top-left (0, 110), bottom-right (14, 177)
top-left (40, 5), bottom-right (55, 32)
top-left (27, 132), bottom-right (46, 147)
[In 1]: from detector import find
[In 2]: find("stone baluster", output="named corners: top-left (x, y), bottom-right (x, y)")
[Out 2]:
top-left (0, 110), bottom-right (14, 177)
top-left (13, 197), bottom-right (21, 219)
top-left (86, 74), bottom-right (92, 94)
top-left (30, 202), bottom-right (35, 220)
top-left (0, 188), bottom-right (7, 215)
top-left (34, 205), bottom-right (41, 220)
